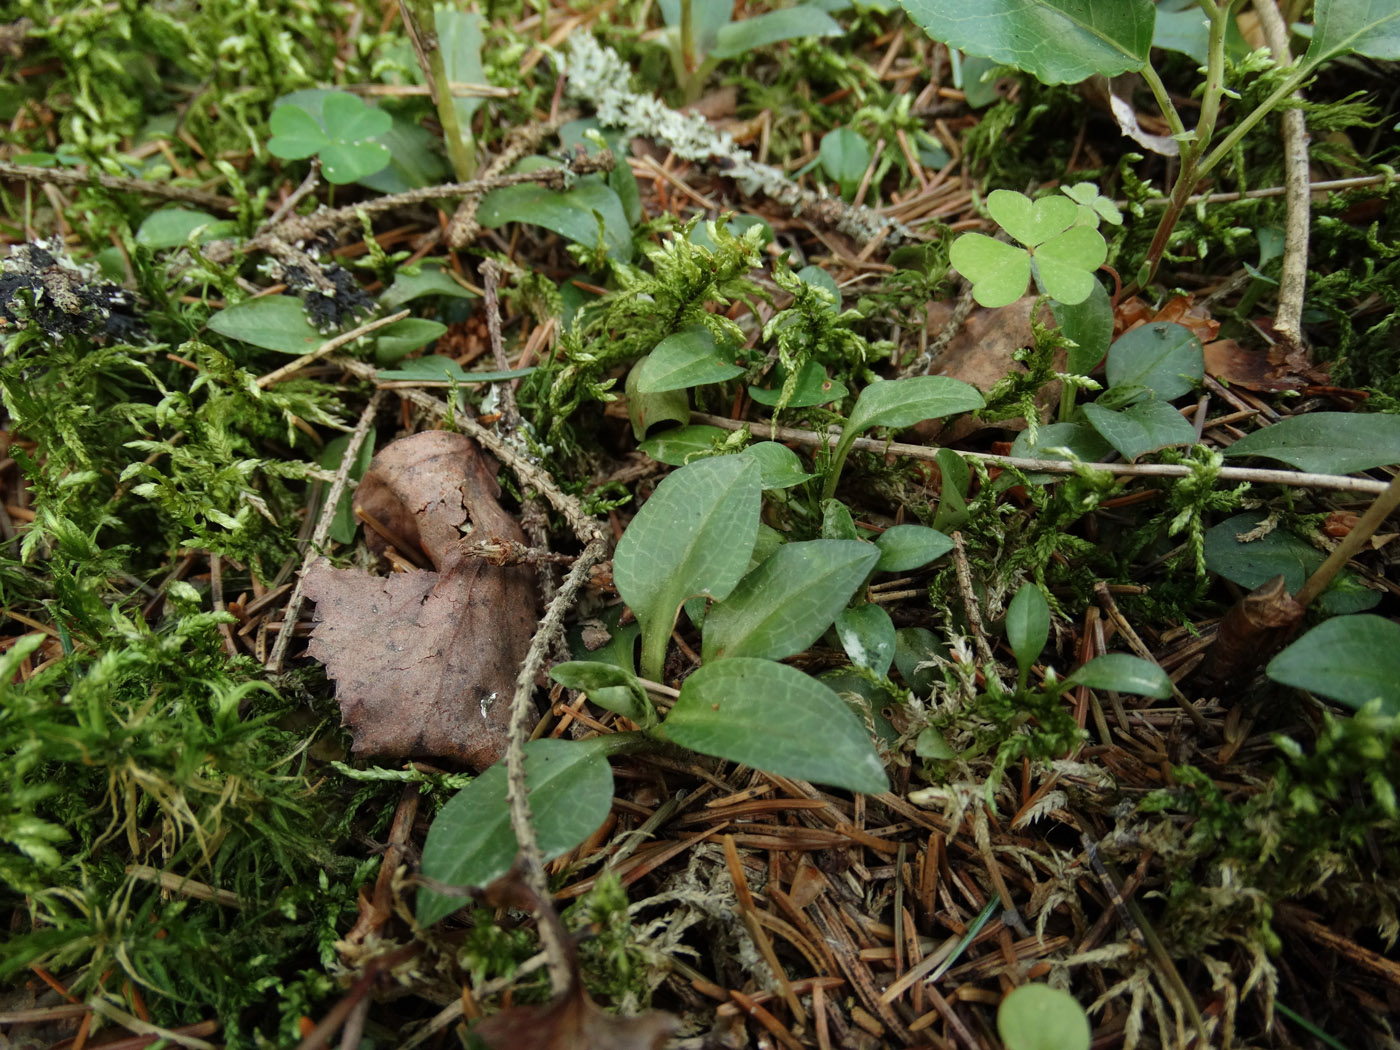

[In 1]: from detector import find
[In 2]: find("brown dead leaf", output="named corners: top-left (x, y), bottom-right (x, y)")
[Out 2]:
top-left (303, 431), bottom-right (538, 770)
top-left (472, 983), bottom-right (679, 1050)
top-left (916, 294), bottom-right (1060, 442)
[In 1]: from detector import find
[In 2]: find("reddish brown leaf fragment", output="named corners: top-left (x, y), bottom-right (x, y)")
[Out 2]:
top-left (471, 983), bottom-right (678, 1050)
top-left (303, 431), bottom-right (538, 770)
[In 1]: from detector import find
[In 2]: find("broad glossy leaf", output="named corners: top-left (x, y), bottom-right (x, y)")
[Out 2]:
top-left (635, 326), bottom-right (744, 393)
top-left (1066, 653), bottom-right (1171, 699)
top-left (1005, 583), bottom-right (1049, 682)
top-left (550, 660), bottom-right (651, 723)
top-left (380, 264), bottom-right (474, 309)
top-left (711, 5), bottom-right (843, 58)
top-left (665, 658), bottom-right (889, 793)
top-left (478, 178), bottom-right (633, 261)
top-left (1267, 615), bottom-right (1400, 713)
top-left (739, 441), bottom-right (815, 489)
top-left (1052, 279), bottom-right (1113, 375)
top-left (1222, 412), bottom-right (1400, 474)
top-left (374, 318), bottom-right (447, 365)
top-left (417, 738), bottom-right (614, 925)
top-left (874, 525), bottom-right (953, 572)
top-left (987, 190), bottom-right (1076, 247)
top-left (613, 456), bottom-right (762, 679)
top-left (1009, 421), bottom-right (1113, 464)
top-left (206, 295), bottom-right (326, 354)
top-left (1082, 399), bottom-right (1196, 460)
top-left (999, 984), bottom-right (1091, 1050)
top-left (703, 540), bottom-right (878, 661)
top-left (1105, 322), bottom-right (1204, 401)
top-left (1308, 0), bottom-right (1400, 62)
top-left (848, 376), bottom-right (986, 435)
top-left (835, 603), bottom-right (896, 676)
top-left (897, 0), bottom-right (1154, 83)
top-left (638, 425), bottom-right (730, 465)
top-left (949, 233), bottom-right (1031, 308)
top-left (749, 360), bottom-right (848, 408)
top-left (136, 209), bottom-right (232, 249)
top-left (1203, 512), bottom-right (1378, 615)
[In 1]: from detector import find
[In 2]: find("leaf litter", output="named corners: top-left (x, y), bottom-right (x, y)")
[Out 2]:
top-left (303, 430), bottom-right (537, 769)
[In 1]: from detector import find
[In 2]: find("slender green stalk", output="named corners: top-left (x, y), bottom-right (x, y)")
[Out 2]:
top-left (1139, 63), bottom-right (1187, 140)
top-left (400, 0), bottom-right (477, 182)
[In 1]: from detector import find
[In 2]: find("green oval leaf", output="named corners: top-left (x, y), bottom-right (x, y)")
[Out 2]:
top-left (136, 209), bottom-right (232, 249)
top-left (897, 0), bottom-right (1154, 84)
top-left (1203, 512), bottom-right (1379, 615)
top-left (1052, 279), bottom-right (1113, 375)
top-left (1105, 322), bottom-right (1204, 401)
top-left (874, 525), bottom-right (953, 572)
top-left (848, 376), bottom-right (986, 435)
top-left (638, 425), bottom-right (730, 465)
top-left (1267, 615), bottom-right (1400, 713)
top-left (835, 603), bottom-right (896, 676)
top-left (703, 540), bottom-right (879, 662)
top-left (1222, 412), bottom-right (1400, 474)
top-left (749, 360), bottom-right (848, 408)
top-left (1067, 653), bottom-right (1172, 698)
top-left (374, 318), bottom-right (447, 365)
top-left (1307, 0), bottom-right (1400, 63)
top-left (739, 441), bottom-right (815, 489)
top-left (417, 739), bottom-right (614, 925)
top-left (819, 127), bottom-right (872, 197)
top-left (206, 295), bottom-right (327, 354)
top-left (998, 984), bottom-right (1091, 1050)
top-left (1082, 400), bottom-right (1196, 461)
top-left (613, 456), bottom-right (762, 679)
top-left (665, 658), bottom-right (889, 793)
top-left (636, 326), bottom-right (744, 393)
top-left (1006, 583), bottom-right (1049, 681)
top-left (267, 104), bottom-right (327, 159)
top-left (1009, 421), bottom-right (1113, 464)
top-left (549, 660), bottom-right (651, 723)
top-left (380, 264), bottom-right (475, 309)
top-left (478, 178), bottom-right (633, 261)
top-left (626, 357), bottom-right (690, 439)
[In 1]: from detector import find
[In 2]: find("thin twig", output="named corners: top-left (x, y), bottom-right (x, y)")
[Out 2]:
top-left (689, 412), bottom-right (1393, 495)
top-left (0, 160), bottom-right (239, 211)
top-left (950, 532), bottom-right (995, 667)
top-left (266, 392), bottom-right (385, 672)
top-left (1253, 0), bottom-right (1310, 350)
top-left (504, 534), bottom-right (612, 994)
top-left (1127, 172), bottom-right (1395, 208)
top-left (256, 311), bottom-right (409, 389)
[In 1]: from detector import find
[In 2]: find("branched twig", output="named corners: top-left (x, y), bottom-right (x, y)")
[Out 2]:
top-left (446, 116), bottom-right (575, 248)
top-left (202, 155), bottom-right (614, 263)
top-left (0, 159), bottom-right (239, 211)
top-left (256, 310), bottom-right (409, 389)
top-left (266, 391), bottom-right (386, 672)
top-left (689, 412), bottom-right (1394, 495)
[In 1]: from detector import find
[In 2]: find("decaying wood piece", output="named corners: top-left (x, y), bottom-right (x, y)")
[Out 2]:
top-left (303, 430), bottom-right (538, 769)
top-left (1195, 573), bottom-right (1304, 690)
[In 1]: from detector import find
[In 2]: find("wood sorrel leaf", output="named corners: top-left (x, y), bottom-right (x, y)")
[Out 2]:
top-left (703, 540), bottom-right (878, 661)
top-left (613, 456), bottom-right (762, 680)
top-left (897, 0), bottom-right (1154, 84)
top-left (1032, 224), bottom-right (1107, 304)
top-left (665, 658), bottom-right (889, 793)
top-left (417, 738), bottom-right (615, 926)
top-left (987, 190), bottom-right (1077, 247)
top-left (949, 233), bottom-right (1031, 308)
top-left (998, 983), bottom-right (1091, 1050)
top-left (1267, 615), bottom-right (1400, 713)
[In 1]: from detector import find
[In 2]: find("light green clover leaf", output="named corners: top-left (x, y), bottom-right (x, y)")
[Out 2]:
top-left (1062, 181), bottom-right (1124, 227)
top-left (949, 188), bottom-right (1107, 307)
top-left (268, 92), bottom-right (392, 185)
